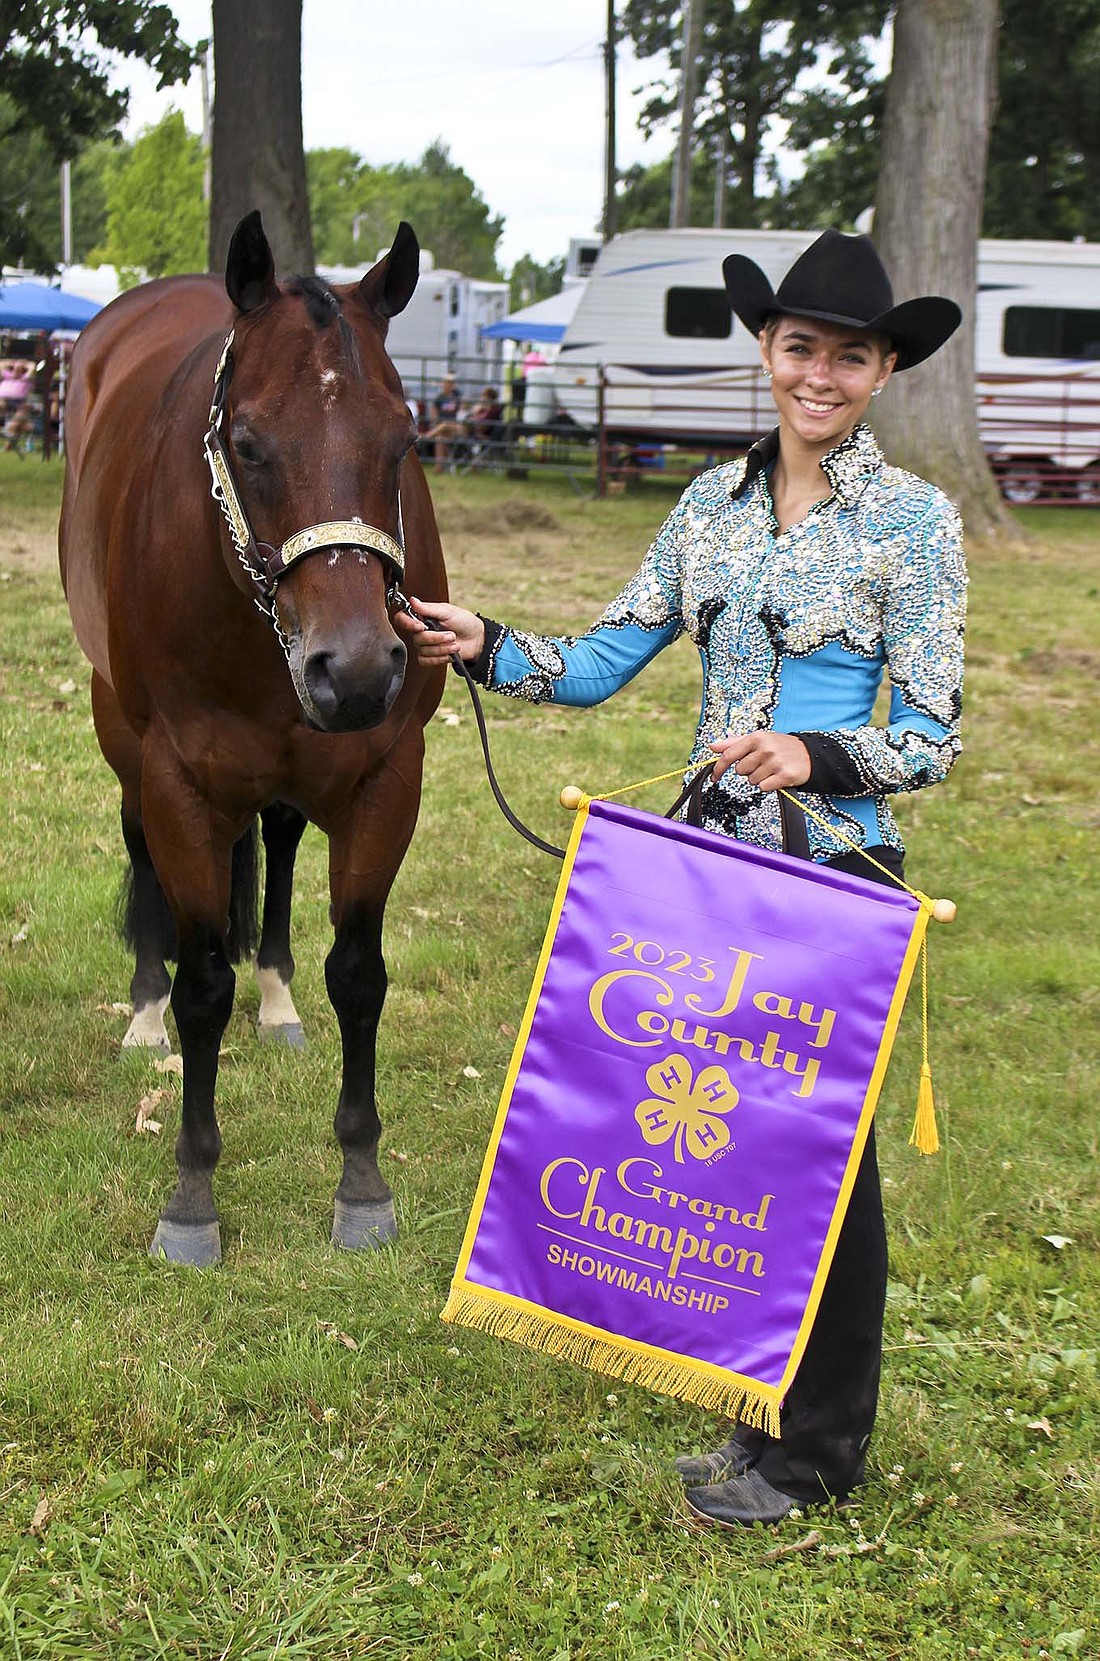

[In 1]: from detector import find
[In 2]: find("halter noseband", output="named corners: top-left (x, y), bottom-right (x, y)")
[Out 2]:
top-left (202, 329), bottom-right (406, 612)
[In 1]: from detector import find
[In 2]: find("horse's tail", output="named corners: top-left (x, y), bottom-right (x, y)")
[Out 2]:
top-left (117, 821), bottom-right (260, 965)
top-left (117, 864), bottom-right (177, 963)
top-left (226, 820), bottom-right (261, 964)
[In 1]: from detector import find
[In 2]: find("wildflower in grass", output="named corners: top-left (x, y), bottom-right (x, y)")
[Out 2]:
top-left (605, 1601), bottom-right (620, 1613)
top-left (406, 1572), bottom-right (423, 1587)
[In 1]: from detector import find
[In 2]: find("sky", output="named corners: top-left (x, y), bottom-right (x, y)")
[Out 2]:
top-left (118, 1), bottom-right (671, 272)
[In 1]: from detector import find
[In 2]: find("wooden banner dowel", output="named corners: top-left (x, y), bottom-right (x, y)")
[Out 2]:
top-left (931, 898), bottom-right (957, 924)
top-left (559, 785), bottom-right (586, 811)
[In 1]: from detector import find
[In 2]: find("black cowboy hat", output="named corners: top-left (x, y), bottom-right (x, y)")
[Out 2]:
top-left (722, 228), bottom-right (961, 371)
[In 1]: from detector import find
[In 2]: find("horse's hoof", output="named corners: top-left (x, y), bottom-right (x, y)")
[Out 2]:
top-left (257, 1020), bottom-right (306, 1050)
top-left (122, 1033), bottom-right (171, 1056)
top-left (149, 1219), bottom-right (222, 1267)
top-left (331, 1198), bottom-right (398, 1250)
top-left (122, 998), bottom-right (171, 1054)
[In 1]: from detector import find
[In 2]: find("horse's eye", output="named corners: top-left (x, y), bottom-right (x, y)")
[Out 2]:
top-left (231, 427), bottom-right (266, 468)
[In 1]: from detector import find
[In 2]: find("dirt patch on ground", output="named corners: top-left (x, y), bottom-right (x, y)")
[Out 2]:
top-left (2, 495), bottom-right (565, 581)
top-left (0, 524), bottom-right (59, 576)
top-left (1022, 648), bottom-right (1100, 678)
top-left (434, 497), bottom-right (561, 539)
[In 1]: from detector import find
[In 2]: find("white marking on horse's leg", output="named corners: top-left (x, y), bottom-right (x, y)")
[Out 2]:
top-left (122, 996), bottom-right (171, 1054)
top-left (255, 963), bottom-right (304, 1043)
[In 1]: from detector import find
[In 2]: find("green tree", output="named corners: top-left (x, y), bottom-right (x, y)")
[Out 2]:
top-left (91, 110), bottom-right (205, 284)
top-left (0, 2), bottom-right (193, 159)
top-left (621, 0), bottom-right (888, 227)
top-left (0, 109), bottom-right (115, 270)
top-left (508, 254), bottom-right (565, 310)
top-left (307, 148), bottom-right (403, 266)
top-left (308, 141), bottom-right (503, 279)
top-left (0, 1), bottom-right (194, 266)
top-left (387, 142), bottom-right (503, 278)
top-left (617, 152), bottom-right (717, 231)
top-left (984, 0), bottom-right (1100, 240)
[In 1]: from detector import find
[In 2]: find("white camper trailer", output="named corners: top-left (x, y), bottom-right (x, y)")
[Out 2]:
top-left (321, 250), bottom-right (510, 405)
top-left (552, 228), bottom-right (1100, 499)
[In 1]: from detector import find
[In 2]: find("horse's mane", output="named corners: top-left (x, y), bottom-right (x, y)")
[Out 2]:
top-left (284, 275), bottom-right (361, 371)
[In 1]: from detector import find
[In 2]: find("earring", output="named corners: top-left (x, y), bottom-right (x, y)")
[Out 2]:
top-left (871, 387), bottom-right (882, 397)
top-left (763, 369), bottom-right (772, 381)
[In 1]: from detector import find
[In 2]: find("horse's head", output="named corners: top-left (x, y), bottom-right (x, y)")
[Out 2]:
top-left (210, 211), bottom-right (422, 732)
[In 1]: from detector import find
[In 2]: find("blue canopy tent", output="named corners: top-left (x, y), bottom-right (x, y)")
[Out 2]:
top-left (481, 286), bottom-right (582, 345)
top-left (0, 282), bottom-right (102, 458)
top-left (0, 281), bottom-right (101, 333)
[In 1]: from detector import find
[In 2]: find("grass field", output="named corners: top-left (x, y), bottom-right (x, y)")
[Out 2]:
top-left (0, 453), bottom-right (1097, 1659)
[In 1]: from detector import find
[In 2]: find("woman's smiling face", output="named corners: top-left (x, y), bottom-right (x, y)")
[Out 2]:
top-left (761, 315), bottom-right (896, 453)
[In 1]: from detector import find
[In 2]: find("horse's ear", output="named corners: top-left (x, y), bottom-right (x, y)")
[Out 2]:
top-left (225, 211), bottom-right (278, 313)
top-left (358, 222), bottom-right (420, 322)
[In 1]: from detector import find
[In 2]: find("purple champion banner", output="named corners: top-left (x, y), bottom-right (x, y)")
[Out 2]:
top-left (443, 798), bottom-right (926, 1427)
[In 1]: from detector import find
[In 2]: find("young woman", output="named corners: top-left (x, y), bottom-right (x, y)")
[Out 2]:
top-left (397, 230), bottom-right (967, 1528)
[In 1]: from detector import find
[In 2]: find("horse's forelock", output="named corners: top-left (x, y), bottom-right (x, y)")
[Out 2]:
top-left (284, 276), bottom-right (362, 374)
top-left (285, 275), bottom-right (341, 330)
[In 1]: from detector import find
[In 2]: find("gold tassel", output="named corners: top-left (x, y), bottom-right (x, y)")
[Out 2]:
top-left (909, 938), bottom-right (940, 1154)
top-left (909, 1060), bottom-right (939, 1155)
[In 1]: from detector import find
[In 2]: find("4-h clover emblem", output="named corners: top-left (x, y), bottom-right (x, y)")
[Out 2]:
top-left (634, 1053), bottom-right (738, 1164)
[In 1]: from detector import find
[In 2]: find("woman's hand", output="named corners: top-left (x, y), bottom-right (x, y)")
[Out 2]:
top-left (710, 731), bottom-right (812, 791)
top-left (393, 598), bottom-right (486, 666)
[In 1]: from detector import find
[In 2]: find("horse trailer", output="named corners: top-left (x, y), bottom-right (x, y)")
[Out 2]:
top-left (321, 249), bottom-right (510, 408)
top-left (551, 228), bottom-right (1100, 502)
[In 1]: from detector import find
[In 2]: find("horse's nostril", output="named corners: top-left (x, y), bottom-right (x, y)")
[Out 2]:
top-left (303, 650), bottom-right (337, 713)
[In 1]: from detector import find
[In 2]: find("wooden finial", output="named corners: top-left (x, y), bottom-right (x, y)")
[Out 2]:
top-left (559, 785), bottom-right (585, 811)
top-left (931, 897), bottom-right (957, 924)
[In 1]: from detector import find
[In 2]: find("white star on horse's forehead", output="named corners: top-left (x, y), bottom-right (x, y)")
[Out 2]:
top-left (319, 367), bottom-right (344, 405)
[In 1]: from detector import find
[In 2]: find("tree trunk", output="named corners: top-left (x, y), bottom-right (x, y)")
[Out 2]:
top-left (872, 0), bottom-right (1017, 539)
top-left (209, 0), bottom-right (314, 277)
top-left (670, 0), bottom-right (704, 227)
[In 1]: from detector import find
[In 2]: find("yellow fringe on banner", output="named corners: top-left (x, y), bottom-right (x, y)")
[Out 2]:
top-left (441, 1288), bottom-right (782, 1438)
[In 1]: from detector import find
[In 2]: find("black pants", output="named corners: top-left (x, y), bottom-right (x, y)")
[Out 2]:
top-left (735, 845), bottom-right (902, 1503)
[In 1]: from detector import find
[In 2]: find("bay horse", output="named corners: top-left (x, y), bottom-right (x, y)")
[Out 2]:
top-left (59, 212), bottom-right (446, 1265)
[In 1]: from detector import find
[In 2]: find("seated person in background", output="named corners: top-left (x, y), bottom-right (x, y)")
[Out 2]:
top-left (423, 375), bottom-right (463, 473)
top-left (1, 359), bottom-right (36, 454)
top-left (465, 387), bottom-right (504, 455)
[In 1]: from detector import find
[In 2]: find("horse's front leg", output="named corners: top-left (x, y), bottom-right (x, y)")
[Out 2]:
top-left (141, 745), bottom-right (242, 1266)
top-left (255, 801), bottom-right (308, 1048)
top-left (325, 764), bottom-right (421, 1250)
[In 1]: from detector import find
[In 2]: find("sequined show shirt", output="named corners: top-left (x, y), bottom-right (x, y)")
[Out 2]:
top-left (476, 424), bottom-right (967, 860)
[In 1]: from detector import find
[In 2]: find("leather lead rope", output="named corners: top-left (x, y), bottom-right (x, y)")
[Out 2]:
top-left (394, 590), bottom-right (566, 859)
top-left (401, 599), bottom-right (811, 866)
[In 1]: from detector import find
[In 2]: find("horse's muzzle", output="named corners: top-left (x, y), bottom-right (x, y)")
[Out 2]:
top-left (298, 637), bottom-right (407, 732)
